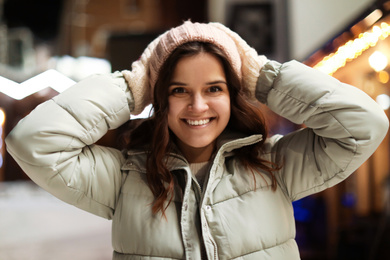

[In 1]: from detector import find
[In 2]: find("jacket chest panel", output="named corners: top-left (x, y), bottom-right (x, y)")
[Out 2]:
top-left (207, 158), bottom-right (279, 204)
top-left (200, 160), bottom-right (295, 259)
top-left (203, 187), bottom-right (295, 259)
top-left (112, 170), bottom-right (186, 258)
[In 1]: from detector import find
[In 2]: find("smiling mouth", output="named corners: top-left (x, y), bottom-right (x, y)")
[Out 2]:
top-left (185, 118), bottom-right (212, 126)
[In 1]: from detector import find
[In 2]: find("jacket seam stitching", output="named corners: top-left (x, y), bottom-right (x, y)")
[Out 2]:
top-left (211, 185), bottom-right (272, 206)
top-left (113, 251), bottom-right (183, 259)
top-left (52, 97), bottom-right (129, 144)
top-left (228, 238), bottom-right (295, 259)
top-left (65, 182), bottom-right (113, 210)
top-left (3, 152), bottom-right (113, 209)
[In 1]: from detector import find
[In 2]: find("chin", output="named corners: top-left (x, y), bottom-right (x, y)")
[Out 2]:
top-left (187, 139), bottom-right (214, 148)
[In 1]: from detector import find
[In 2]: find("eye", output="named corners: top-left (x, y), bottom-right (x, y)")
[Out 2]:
top-left (170, 87), bottom-right (187, 95)
top-left (208, 86), bottom-right (222, 93)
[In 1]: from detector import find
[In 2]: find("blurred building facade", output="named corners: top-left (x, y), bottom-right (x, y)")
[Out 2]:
top-left (305, 1), bottom-right (390, 259)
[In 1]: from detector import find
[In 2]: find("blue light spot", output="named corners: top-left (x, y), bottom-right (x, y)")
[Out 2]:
top-left (341, 192), bottom-right (356, 208)
top-left (293, 199), bottom-right (313, 222)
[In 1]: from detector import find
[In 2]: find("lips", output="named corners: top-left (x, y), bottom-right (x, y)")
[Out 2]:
top-left (186, 118), bottom-right (211, 126)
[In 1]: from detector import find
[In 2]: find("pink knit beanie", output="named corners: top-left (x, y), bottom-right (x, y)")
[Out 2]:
top-left (149, 21), bottom-right (242, 90)
top-left (122, 21), bottom-right (268, 115)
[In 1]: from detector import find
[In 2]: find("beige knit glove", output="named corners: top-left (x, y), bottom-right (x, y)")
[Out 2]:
top-left (121, 31), bottom-right (168, 115)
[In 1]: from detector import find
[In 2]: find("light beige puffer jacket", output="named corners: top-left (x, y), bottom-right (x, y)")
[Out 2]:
top-left (5, 60), bottom-right (388, 259)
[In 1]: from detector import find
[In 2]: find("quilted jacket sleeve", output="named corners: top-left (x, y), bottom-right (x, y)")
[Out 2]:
top-left (5, 71), bottom-right (133, 219)
top-left (256, 60), bottom-right (389, 201)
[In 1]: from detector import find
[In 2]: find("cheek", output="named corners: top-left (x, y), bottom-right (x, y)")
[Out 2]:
top-left (167, 111), bottom-right (175, 130)
top-left (167, 98), bottom-right (180, 127)
top-left (224, 106), bottom-right (231, 125)
top-left (218, 97), bottom-right (231, 122)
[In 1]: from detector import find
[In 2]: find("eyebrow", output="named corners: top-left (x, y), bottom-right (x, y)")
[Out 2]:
top-left (169, 82), bottom-right (187, 87)
top-left (168, 80), bottom-right (227, 87)
top-left (206, 80), bottom-right (227, 85)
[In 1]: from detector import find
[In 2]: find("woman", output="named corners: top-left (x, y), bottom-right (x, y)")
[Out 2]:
top-left (5, 21), bottom-right (389, 259)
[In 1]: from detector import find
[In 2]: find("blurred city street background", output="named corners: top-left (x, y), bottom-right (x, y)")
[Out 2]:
top-left (0, 181), bottom-right (112, 260)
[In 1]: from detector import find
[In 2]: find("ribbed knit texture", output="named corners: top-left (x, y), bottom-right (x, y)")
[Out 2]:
top-left (189, 161), bottom-right (210, 190)
top-left (122, 21), bottom-right (268, 115)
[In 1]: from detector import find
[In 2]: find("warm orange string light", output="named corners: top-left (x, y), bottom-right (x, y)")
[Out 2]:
top-left (0, 108), bottom-right (5, 126)
top-left (314, 22), bottom-right (390, 75)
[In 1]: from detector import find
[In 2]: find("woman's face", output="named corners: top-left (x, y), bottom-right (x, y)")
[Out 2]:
top-left (167, 52), bottom-right (231, 163)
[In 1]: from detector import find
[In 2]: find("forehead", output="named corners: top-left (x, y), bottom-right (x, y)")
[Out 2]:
top-left (171, 53), bottom-right (226, 82)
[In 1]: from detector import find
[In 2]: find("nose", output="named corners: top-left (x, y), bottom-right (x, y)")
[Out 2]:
top-left (189, 93), bottom-right (208, 113)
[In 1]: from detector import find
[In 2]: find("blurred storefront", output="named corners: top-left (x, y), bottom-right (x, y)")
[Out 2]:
top-left (303, 1), bottom-right (390, 259)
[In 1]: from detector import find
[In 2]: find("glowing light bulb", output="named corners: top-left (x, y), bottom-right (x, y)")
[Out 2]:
top-left (376, 94), bottom-right (390, 110)
top-left (0, 109), bottom-right (5, 126)
top-left (378, 71), bottom-right (389, 84)
top-left (369, 51), bottom-right (388, 72)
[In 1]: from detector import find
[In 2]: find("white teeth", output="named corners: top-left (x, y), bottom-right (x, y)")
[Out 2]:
top-left (186, 119), bottom-right (210, 126)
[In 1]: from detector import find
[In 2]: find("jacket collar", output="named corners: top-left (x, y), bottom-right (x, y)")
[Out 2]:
top-left (216, 130), bottom-right (263, 155)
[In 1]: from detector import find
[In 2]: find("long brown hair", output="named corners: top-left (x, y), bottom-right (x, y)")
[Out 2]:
top-left (125, 42), bottom-right (278, 216)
